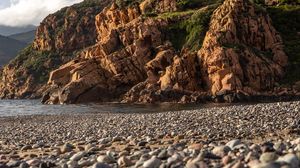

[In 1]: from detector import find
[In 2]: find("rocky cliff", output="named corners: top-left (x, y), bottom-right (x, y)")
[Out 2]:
top-left (0, 0), bottom-right (111, 99)
top-left (1, 0), bottom-right (299, 103)
top-left (198, 0), bottom-right (288, 96)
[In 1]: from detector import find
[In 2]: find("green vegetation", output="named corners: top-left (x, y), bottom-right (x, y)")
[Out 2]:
top-left (176, 0), bottom-right (222, 10)
top-left (115, 0), bottom-right (142, 8)
top-left (10, 45), bottom-right (68, 83)
top-left (266, 5), bottom-right (300, 84)
top-left (165, 4), bottom-right (219, 51)
top-left (156, 10), bottom-right (196, 19)
top-left (277, 0), bottom-right (300, 5)
top-left (39, 0), bottom-right (110, 46)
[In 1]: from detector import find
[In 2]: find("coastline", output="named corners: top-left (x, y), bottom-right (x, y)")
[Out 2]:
top-left (0, 101), bottom-right (300, 167)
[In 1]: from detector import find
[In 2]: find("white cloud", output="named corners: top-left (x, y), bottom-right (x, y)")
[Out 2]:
top-left (0, 0), bottom-right (83, 27)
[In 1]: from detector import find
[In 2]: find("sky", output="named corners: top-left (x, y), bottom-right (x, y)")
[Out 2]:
top-left (0, 0), bottom-right (83, 27)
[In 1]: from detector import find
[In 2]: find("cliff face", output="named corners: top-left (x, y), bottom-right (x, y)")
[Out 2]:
top-left (198, 0), bottom-right (288, 95)
top-left (0, 0), bottom-right (111, 99)
top-left (1, 0), bottom-right (299, 103)
top-left (42, 2), bottom-right (177, 104)
top-left (33, 1), bottom-right (110, 52)
top-left (41, 0), bottom-right (292, 104)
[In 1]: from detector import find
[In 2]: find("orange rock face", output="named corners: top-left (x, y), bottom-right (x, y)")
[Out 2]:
top-left (0, 0), bottom-right (111, 99)
top-left (42, 0), bottom-right (291, 104)
top-left (33, 0), bottom-right (111, 52)
top-left (198, 0), bottom-right (288, 95)
top-left (0, 0), bottom-right (294, 103)
top-left (42, 4), bottom-right (175, 104)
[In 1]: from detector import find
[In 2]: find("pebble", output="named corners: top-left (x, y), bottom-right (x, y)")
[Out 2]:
top-left (61, 143), bottom-right (74, 153)
top-left (70, 151), bottom-right (86, 161)
top-left (20, 145), bottom-right (32, 151)
top-left (143, 156), bottom-right (161, 168)
top-left (212, 145), bottom-right (231, 157)
top-left (117, 156), bottom-right (133, 167)
top-left (19, 162), bottom-right (29, 168)
top-left (222, 155), bottom-right (232, 165)
top-left (277, 153), bottom-right (299, 168)
top-left (27, 159), bottom-right (40, 166)
top-left (97, 155), bottom-right (115, 164)
top-left (92, 162), bottom-right (111, 168)
top-left (0, 101), bottom-right (300, 168)
top-left (226, 139), bottom-right (242, 150)
top-left (259, 152), bottom-right (278, 163)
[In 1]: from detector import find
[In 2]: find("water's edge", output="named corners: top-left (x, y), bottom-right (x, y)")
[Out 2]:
top-left (1, 98), bottom-right (295, 117)
top-left (0, 99), bottom-right (226, 117)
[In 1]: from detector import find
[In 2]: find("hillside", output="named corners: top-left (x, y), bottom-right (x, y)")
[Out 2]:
top-left (0, 25), bottom-right (36, 36)
top-left (0, 35), bottom-right (27, 66)
top-left (0, 0), bottom-right (299, 103)
top-left (8, 30), bottom-right (36, 44)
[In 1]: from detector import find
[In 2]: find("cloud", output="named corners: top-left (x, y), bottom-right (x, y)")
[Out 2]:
top-left (0, 0), bottom-right (83, 27)
top-left (0, 1), bottom-right (10, 9)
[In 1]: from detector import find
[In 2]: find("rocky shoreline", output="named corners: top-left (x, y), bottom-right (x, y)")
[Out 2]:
top-left (1, 0), bottom-right (299, 105)
top-left (0, 101), bottom-right (300, 167)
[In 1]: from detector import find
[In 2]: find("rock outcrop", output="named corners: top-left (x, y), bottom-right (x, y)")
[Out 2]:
top-left (42, 4), bottom-right (174, 104)
top-left (0, 0), bottom-right (111, 99)
top-left (33, 0), bottom-right (111, 52)
top-left (198, 0), bottom-right (288, 96)
top-left (1, 0), bottom-right (296, 103)
top-left (41, 0), bottom-right (291, 104)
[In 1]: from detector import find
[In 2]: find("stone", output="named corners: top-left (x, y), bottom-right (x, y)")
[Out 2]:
top-left (92, 162), bottom-right (111, 168)
top-left (273, 142), bottom-right (286, 153)
top-left (212, 145), bottom-right (231, 157)
top-left (137, 141), bottom-right (148, 147)
top-left (19, 162), bottom-right (29, 168)
top-left (78, 159), bottom-right (94, 167)
top-left (21, 145), bottom-right (32, 151)
top-left (250, 162), bottom-right (281, 168)
top-left (188, 143), bottom-right (203, 151)
top-left (7, 160), bottom-right (21, 167)
top-left (27, 159), bottom-right (41, 166)
top-left (0, 164), bottom-right (8, 168)
top-left (226, 139), bottom-right (242, 150)
top-left (157, 149), bottom-right (168, 159)
top-left (143, 156), bottom-right (161, 168)
top-left (259, 152), bottom-right (278, 163)
top-left (167, 154), bottom-right (182, 166)
top-left (222, 156), bottom-right (232, 165)
top-left (186, 161), bottom-right (208, 168)
top-left (70, 151), bottom-right (86, 161)
top-left (117, 156), bottom-right (133, 167)
top-left (61, 143), bottom-right (74, 153)
top-left (97, 155), bottom-right (115, 164)
top-left (39, 162), bottom-right (48, 168)
top-left (277, 154), bottom-right (299, 168)
top-left (231, 161), bottom-right (243, 168)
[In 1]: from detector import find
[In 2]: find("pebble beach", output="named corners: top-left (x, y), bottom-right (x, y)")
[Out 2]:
top-left (0, 101), bottom-right (300, 168)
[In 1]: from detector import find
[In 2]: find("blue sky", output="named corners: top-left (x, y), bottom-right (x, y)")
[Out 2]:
top-left (0, 0), bottom-right (83, 27)
top-left (0, 1), bottom-right (10, 9)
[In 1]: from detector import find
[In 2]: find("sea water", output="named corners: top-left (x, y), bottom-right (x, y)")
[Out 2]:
top-left (0, 99), bottom-right (211, 117)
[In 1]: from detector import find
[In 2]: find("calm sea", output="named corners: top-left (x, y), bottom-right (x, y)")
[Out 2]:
top-left (0, 99), bottom-right (211, 117)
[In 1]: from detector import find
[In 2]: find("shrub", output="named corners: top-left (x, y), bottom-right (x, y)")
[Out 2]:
top-left (10, 45), bottom-right (72, 83)
top-left (176, 0), bottom-right (222, 10)
top-left (166, 4), bottom-right (219, 51)
top-left (115, 0), bottom-right (142, 8)
top-left (267, 5), bottom-right (300, 84)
